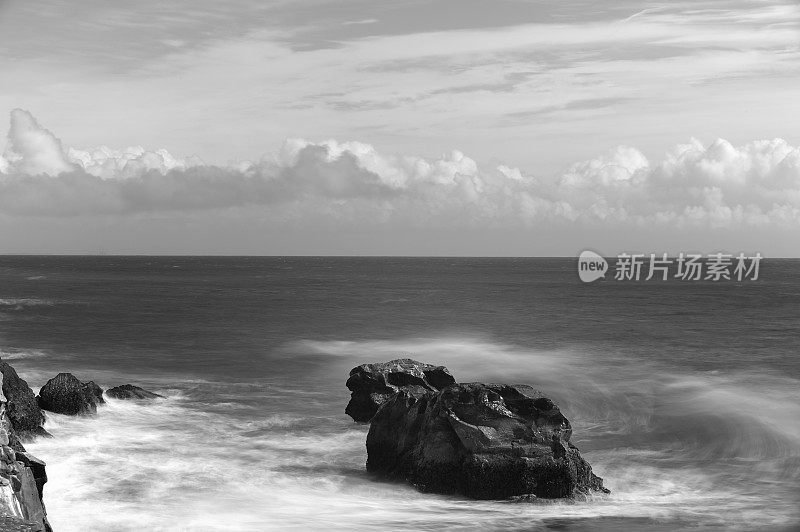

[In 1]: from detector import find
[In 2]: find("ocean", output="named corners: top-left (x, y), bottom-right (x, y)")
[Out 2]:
top-left (0, 256), bottom-right (798, 531)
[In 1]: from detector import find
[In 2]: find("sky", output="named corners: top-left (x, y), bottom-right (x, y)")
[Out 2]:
top-left (0, 0), bottom-right (798, 255)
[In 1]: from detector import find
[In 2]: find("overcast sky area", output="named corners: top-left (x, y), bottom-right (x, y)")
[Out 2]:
top-left (0, 0), bottom-right (798, 255)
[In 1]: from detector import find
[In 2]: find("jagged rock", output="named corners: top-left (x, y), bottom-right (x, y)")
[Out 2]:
top-left (0, 362), bottom-right (50, 442)
top-left (0, 515), bottom-right (48, 532)
top-left (366, 382), bottom-right (609, 499)
top-left (15, 452), bottom-right (47, 501)
top-left (106, 384), bottom-right (163, 400)
top-left (0, 367), bottom-right (51, 531)
top-left (37, 373), bottom-right (105, 416)
top-left (345, 358), bottom-right (456, 422)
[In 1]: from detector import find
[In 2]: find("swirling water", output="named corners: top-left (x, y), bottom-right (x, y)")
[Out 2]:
top-left (0, 256), bottom-right (797, 531)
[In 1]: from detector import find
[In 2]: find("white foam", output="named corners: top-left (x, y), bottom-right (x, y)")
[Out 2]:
top-left (0, 298), bottom-right (55, 307)
top-left (0, 348), bottom-right (49, 360)
top-left (21, 336), bottom-right (800, 531)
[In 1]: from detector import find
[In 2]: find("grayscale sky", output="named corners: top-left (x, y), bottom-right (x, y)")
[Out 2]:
top-left (0, 0), bottom-right (798, 255)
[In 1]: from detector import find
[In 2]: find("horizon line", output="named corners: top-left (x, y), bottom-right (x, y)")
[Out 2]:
top-left (0, 253), bottom-right (794, 259)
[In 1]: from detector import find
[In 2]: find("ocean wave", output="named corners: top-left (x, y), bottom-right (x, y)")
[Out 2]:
top-left (285, 336), bottom-right (800, 529)
top-left (0, 297), bottom-right (56, 309)
top-left (27, 394), bottom-right (796, 532)
top-left (0, 348), bottom-right (49, 360)
top-left (293, 337), bottom-right (800, 440)
top-left (27, 399), bottom-right (369, 531)
top-left (291, 337), bottom-right (580, 385)
top-left (20, 336), bottom-right (800, 531)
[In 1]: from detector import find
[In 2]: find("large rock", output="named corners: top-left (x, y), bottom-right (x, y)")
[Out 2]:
top-left (106, 384), bottom-right (163, 400)
top-left (37, 373), bottom-right (105, 416)
top-left (0, 362), bottom-right (50, 443)
top-left (0, 375), bottom-right (51, 531)
top-left (366, 382), bottom-right (609, 499)
top-left (345, 358), bottom-right (456, 422)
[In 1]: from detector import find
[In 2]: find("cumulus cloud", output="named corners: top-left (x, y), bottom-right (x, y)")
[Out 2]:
top-left (2, 109), bottom-right (76, 176)
top-left (0, 109), bottom-right (799, 228)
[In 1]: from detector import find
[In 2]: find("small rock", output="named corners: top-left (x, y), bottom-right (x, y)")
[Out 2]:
top-left (509, 494), bottom-right (538, 502)
top-left (106, 384), bottom-right (163, 400)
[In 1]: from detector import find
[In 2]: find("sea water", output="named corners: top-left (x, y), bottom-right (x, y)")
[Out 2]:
top-left (0, 256), bottom-right (797, 531)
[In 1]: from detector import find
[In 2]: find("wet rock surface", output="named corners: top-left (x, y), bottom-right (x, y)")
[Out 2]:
top-left (0, 363), bottom-right (49, 443)
top-left (347, 359), bottom-right (608, 500)
top-left (106, 384), bottom-right (163, 400)
top-left (37, 373), bottom-right (105, 416)
top-left (0, 365), bottom-right (51, 532)
top-left (345, 358), bottom-right (455, 422)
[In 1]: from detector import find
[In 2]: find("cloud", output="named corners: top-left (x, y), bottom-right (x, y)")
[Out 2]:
top-left (66, 145), bottom-right (200, 180)
top-left (2, 109), bottom-right (76, 176)
top-left (0, 109), bottom-right (799, 228)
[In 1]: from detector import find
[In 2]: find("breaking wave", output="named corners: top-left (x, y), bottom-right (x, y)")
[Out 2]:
top-left (0, 298), bottom-right (55, 308)
top-left (21, 337), bottom-right (800, 531)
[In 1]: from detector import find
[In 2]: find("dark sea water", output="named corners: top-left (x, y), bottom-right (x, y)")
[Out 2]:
top-left (0, 256), bottom-right (798, 531)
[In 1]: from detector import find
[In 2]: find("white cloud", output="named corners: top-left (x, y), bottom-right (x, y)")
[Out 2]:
top-left (2, 109), bottom-right (76, 176)
top-left (0, 109), bottom-right (799, 228)
top-left (67, 145), bottom-right (201, 179)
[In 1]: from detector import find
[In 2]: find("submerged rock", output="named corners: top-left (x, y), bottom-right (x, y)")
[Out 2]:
top-left (365, 382), bottom-right (609, 499)
top-left (0, 361), bottom-right (50, 443)
top-left (345, 358), bottom-right (456, 422)
top-left (106, 384), bottom-right (163, 400)
top-left (37, 373), bottom-right (105, 416)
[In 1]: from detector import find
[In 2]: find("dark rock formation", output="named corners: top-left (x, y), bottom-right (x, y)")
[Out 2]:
top-left (37, 373), bottom-right (105, 416)
top-left (0, 365), bottom-right (52, 531)
top-left (345, 358), bottom-right (455, 422)
top-left (366, 382), bottom-right (608, 499)
top-left (0, 361), bottom-right (50, 442)
top-left (106, 384), bottom-right (163, 400)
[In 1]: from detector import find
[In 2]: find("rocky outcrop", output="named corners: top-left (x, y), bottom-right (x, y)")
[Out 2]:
top-left (0, 369), bottom-right (51, 532)
top-left (37, 373), bottom-right (105, 416)
top-left (348, 359), bottom-right (609, 500)
top-left (345, 359), bottom-right (455, 421)
top-left (106, 384), bottom-right (163, 400)
top-left (0, 362), bottom-right (50, 444)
